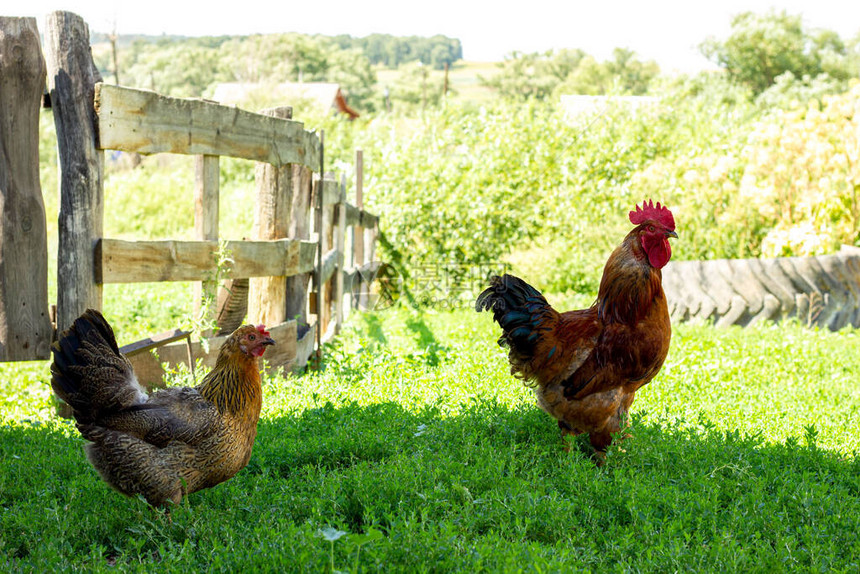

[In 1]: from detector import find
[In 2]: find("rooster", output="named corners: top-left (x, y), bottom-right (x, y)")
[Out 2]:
top-left (476, 200), bottom-right (677, 463)
top-left (51, 309), bottom-right (275, 506)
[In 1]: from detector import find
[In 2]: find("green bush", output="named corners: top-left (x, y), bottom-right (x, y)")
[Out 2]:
top-left (358, 76), bottom-right (860, 297)
top-left (358, 82), bottom-right (755, 295)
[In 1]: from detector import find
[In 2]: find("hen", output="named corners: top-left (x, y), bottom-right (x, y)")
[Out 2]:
top-left (476, 200), bottom-right (677, 463)
top-left (51, 309), bottom-right (274, 506)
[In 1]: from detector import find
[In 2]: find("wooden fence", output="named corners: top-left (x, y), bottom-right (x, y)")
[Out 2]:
top-left (0, 12), bottom-right (379, 382)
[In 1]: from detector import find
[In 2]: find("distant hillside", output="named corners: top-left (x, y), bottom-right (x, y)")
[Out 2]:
top-left (90, 32), bottom-right (462, 69)
top-left (88, 31), bottom-right (464, 113)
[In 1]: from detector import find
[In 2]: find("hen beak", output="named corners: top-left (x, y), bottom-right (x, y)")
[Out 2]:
top-left (666, 230), bottom-right (678, 239)
top-left (262, 337), bottom-right (275, 346)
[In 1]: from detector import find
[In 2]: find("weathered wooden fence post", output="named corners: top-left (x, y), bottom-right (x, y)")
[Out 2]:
top-left (317, 172), bottom-right (338, 339)
top-left (361, 214), bottom-right (379, 310)
top-left (334, 175), bottom-right (347, 333)
top-left (353, 150), bottom-right (365, 309)
top-left (44, 10), bottom-right (104, 333)
top-left (0, 17), bottom-right (52, 360)
top-left (286, 165), bottom-right (313, 330)
top-left (314, 134), bottom-right (325, 359)
top-left (249, 106), bottom-right (293, 326)
top-left (193, 154), bottom-right (219, 334)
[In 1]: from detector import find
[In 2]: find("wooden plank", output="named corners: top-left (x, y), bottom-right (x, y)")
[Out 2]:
top-left (359, 211), bottom-right (379, 228)
top-left (0, 17), bottom-right (52, 361)
top-left (127, 320), bottom-right (298, 389)
top-left (314, 161), bottom-right (326, 360)
top-left (249, 106), bottom-right (294, 327)
top-left (120, 328), bottom-right (191, 356)
top-left (97, 238), bottom-right (314, 283)
top-left (353, 150), bottom-right (365, 312)
top-left (45, 11), bottom-right (104, 332)
top-left (293, 323), bottom-right (316, 369)
top-left (194, 155), bottom-right (219, 240)
top-left (334, 177), bottom-right (346, 334)
top-left (193, 154), bottom-right (219, 334)
top-left (95, 83), bottom-right (321, 171)
top-left (367, 226), bottom-right (378, 260)
top-left (319, 189), bottom-right (335, 335)
top-left (344, 203), bottom-right (360, 227)
top-left (322, 245), bottom-right (340, 283)
top-left (314, 177), bottom-right (343, 207)
top-left (311, 249), bottom-right (340, 310)
top-left (215, 278), bottom-right (248, 335)
top-left (285, 165), bottom-right (314, 327)
top-left (299, 240), bottom-right (318, 274)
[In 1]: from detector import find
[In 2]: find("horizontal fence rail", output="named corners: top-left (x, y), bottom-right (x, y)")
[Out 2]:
top-left (96, 239), bottom-right (318, 284)
top-left (95, 84), bottom-right (321, 169)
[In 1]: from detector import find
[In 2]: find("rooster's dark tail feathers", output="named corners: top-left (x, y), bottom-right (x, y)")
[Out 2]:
top-left (476, 274), bottom-right (556, 363)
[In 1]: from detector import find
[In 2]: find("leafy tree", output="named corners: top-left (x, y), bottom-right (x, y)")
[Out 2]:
top-left (481, 49), bottom-right (586, 101)
top-left (700, 10), bottom-right (857, 95)
top-left (483, 48), bottom-right (658, 101)
top-left (97, 31), bottom-right (458, 110)
top-left (605, 48), bottom-right (660, 95)
top-left (121, 42), bottom-right (221, 96)
top-left (216, 34), bottom-right (331, 84)
top-left (332, 33), bottom-right (462, 69)
top-left (388, 62), bottom-right (445, 111)
top-left (326, 47), bottom-right (379, 112)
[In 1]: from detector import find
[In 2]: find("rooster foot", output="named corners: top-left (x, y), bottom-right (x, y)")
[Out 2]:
top-left (559, 420), bottom-right (585, 453)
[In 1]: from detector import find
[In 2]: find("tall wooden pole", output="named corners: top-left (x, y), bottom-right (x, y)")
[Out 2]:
top-left (44, 11), bottom-right (104, 332)
top-left (249, 106), bottom-right (293, 326)
top-left (315, 131), bottom-right (324, 362)
top-left (0, 17), bottom-right (52, 360)
top-left (334, 175), bottom-right (346, 333)
top-left (353, 150), bottom-right (365, 310)
top-left (285, 165), bottom-right (313, 331)
top-left (193, 154), bottom-right (219, 334)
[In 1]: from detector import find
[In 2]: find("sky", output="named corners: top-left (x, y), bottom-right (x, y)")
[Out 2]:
top-left (10, 0), bottom-right (860, 73)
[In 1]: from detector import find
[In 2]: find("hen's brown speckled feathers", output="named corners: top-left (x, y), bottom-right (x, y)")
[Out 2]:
top-left (477, 201), bottom-right (677, 461)
top-left (51, 311), bottom-right (274, 506)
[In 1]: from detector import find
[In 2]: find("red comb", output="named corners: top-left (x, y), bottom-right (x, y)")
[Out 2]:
top-left (629, 199), bottom-right (675, 231)
top-left (256, 324), bottom-right (270, 337)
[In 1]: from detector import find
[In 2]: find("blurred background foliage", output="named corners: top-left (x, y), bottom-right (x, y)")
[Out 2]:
top-left (48, 8), bottom-right (859, 316)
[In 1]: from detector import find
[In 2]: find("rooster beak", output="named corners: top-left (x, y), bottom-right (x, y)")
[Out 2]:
top-left (666, 230), bottom-right (678, 239)
top-left (262, 337), bottom-right (275, 346)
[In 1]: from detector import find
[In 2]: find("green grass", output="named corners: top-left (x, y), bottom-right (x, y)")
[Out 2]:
top-left (2, 306), bottom-right (859, 572)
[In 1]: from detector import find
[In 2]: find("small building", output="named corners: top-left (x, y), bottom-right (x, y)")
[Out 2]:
top-left (211, 82), bottom-right (360, 119)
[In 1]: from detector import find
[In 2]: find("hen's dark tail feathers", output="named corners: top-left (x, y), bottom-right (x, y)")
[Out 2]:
top-left (475, 274), bottom-right (555, 363)
top-left (50, 309), bottom-right (144, 424)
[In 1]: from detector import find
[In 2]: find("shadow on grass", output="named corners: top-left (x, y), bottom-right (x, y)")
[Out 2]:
top-left (247, 400), bottom-right (860, 539)
top-left (2, 400), bottom-right (860, 570)
top-left (360, 314), bottom-right (388, 346)
top-left (404, 314), bottom-right (449, 367)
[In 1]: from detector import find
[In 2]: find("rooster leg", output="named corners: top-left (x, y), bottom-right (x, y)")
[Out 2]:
top-left (559, 420), bottom-right (585, 453)
top-left (588, 432), bottom-right (613, 467)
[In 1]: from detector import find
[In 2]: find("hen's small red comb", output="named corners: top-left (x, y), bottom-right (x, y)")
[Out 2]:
top-left (629, 199), bottom-right (675, 231)
top-left (256, 324), bottom-right (270, 337)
